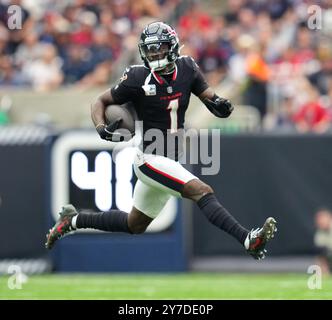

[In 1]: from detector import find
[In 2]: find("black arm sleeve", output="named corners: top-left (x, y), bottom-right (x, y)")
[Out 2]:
top-left (111, 67), bottom-right (140, 104)
top-left (190, 58), bottom-right (209, 96)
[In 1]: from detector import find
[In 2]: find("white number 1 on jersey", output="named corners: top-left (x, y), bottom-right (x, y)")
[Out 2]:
top-left (167, 98), bottom-right (179, 133)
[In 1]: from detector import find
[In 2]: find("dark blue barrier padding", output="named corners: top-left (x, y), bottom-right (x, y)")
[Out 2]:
top-left (192, 134), bottom-right (332, 256)
top-left (0, 132), bottom-right (51, 259)
top-left (51, 205), bottom-right (188, 272)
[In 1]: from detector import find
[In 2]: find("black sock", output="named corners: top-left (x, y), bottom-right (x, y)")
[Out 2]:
top-left (76, 210), bottom-right (132, 233)
top-left (197, 193), bottom-right (249, 245)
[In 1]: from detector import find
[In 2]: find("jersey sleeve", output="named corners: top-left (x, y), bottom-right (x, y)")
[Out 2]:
top-left (111, 67), bottom-right (140, 104)
top-left (190, 57), bottom-right (209, 96)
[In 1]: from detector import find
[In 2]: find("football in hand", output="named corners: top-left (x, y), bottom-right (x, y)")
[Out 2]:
top-left (105, 103), bottom-right (137, 141)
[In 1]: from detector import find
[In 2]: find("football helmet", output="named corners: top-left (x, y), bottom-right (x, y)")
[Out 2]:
top-left (138, 21), bottom-right (180, 71)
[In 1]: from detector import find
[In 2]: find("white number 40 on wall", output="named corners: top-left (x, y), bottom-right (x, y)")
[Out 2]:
top-left (71, 149), bottom-right (134, 212)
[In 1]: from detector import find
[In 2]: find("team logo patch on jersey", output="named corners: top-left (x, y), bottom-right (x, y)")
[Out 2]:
top-left (142, 84), bottom-right (156, 96)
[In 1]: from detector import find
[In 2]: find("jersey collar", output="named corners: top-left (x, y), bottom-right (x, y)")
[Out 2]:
top-left (172, 64), bottom-right (178, 81)
top-left (151, 70), bottom-right (164, 85)
top-left (151, 64), bottom-right (178, 85)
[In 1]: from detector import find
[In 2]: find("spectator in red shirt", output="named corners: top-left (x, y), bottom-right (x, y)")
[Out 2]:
top-left (293, 86), bottom-right (331, 133)
top-left (178, 3), bottom-right (212, 39)
top-left (70, 11), bottom-right (97, 46)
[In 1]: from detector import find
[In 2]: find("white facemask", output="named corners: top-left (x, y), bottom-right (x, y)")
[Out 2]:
top-left (148, 57), bottom-right (170, 71)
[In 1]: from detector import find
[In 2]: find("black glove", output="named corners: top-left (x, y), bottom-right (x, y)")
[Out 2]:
top-left (96, 118), bottom-right (122, 141)
top-left (203, 95), bottom-right (234, 118)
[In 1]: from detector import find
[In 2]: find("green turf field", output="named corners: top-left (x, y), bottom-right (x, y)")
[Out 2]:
top-left (0, 273), bottom-right (331, 300)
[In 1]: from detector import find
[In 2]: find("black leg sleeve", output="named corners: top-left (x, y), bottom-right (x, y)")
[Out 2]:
top-left (197, 193), bottom-right (249, 245)
top-left (76, 210), bottom-right (132, 234)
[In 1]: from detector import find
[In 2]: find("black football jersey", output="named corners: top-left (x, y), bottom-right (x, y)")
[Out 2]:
top-left (111, 56), bottom-right (208, 160)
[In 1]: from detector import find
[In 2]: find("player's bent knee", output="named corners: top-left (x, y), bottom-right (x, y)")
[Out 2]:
top-left (127, 207), bottom-right (153, 234)
top-left (128, 224), bottom-right (148, 234)
top-left (202, 184), bottom-right (214, 195)
top-left (181, 179), bottom-right (214, 201)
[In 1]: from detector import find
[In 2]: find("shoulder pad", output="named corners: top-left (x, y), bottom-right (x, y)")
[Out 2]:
top-left (117, 65), bottom-right (147, 87)
top-left (178, 55), bottom-right (200, 71)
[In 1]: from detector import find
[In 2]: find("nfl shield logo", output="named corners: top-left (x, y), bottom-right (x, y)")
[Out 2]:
top-left (167, 86), bottom-right (173, 94)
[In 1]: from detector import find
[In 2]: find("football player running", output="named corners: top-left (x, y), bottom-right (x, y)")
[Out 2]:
top-left (46, 22), bottom-right (277, 260)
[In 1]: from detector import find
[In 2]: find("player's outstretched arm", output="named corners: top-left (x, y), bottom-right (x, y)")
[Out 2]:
top-left (199, 87), bottom-right (234, 118)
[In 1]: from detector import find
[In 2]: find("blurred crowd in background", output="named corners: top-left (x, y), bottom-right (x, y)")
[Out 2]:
top-left (0, 0), bottom-right (332, 132)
